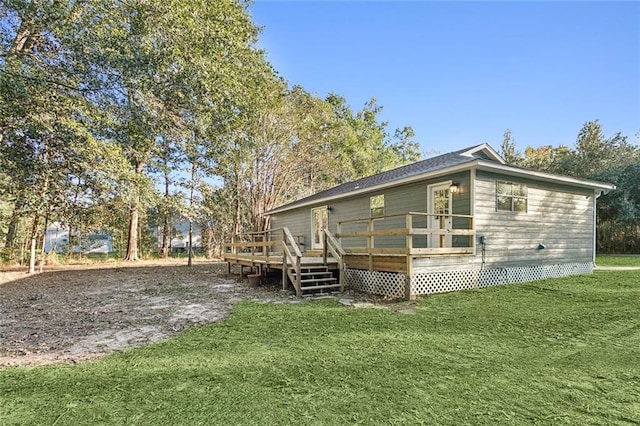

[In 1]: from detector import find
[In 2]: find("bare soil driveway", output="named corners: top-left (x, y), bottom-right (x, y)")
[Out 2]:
top-left (0, 260), bottom-right (287, 367)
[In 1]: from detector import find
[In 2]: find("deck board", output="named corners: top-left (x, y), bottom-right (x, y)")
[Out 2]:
top-left (225, 253), bottom-right (338, 270)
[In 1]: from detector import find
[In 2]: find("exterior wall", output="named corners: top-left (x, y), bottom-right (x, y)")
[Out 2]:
top-left (272, 167), bottom-right (599, 299)
top-left (269, 209), bottom-right (312, 249)
top-left (473, 170), bottom-right (595, 267)
top-left (413, 170), bottom-right (595, 274)
top-left (269, 171), bottom-right (471, 252)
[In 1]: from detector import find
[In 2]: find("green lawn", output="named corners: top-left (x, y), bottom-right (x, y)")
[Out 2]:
top-left (597, 254), bottom-right (640, 267)
top-left (1, 271), bottom-right (639, 425)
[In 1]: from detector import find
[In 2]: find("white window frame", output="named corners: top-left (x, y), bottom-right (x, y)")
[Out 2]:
top-left (496, 181), bottom-right (528, 212)
top-left (370, 194), bottom-right (385, 218)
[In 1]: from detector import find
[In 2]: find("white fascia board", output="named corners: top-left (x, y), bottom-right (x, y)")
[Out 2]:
top-left (476, 161), bottom-right (616, 192)
top-left (461, 144), bottom-right (506, 164)
top-left (265, 161), bottom-right (478, 215)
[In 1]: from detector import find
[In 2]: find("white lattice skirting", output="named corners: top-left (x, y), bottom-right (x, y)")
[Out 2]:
top-left (344, 269), bottom-right (407, 299)
top-left (344, 263), bottom-right (593, 298)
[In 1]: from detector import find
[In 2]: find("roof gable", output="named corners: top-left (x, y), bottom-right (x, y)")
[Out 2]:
top-left (460, 143), bottom-right (505, 163)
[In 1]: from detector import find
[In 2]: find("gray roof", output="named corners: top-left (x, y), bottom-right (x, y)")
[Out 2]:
top-left (268, 144), bottom-right (492, 214)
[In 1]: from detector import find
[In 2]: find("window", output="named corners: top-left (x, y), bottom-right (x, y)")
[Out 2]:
top-left (497, 181), bottom-right (527, 212)
top-left (370, 194), bottom-right (385, 217)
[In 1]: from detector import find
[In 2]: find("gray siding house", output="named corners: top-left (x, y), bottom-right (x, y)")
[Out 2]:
top-left (226, 144), bottom-right (614, 299)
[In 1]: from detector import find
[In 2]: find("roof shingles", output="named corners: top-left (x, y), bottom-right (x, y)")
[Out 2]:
top-left (268, 144), bottom-right (484, 214)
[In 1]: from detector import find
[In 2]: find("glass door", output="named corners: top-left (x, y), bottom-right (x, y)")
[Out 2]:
top-left (428, 182), bottom-right (453, 248)
top-left (310, 206), bottom-right (328, 250)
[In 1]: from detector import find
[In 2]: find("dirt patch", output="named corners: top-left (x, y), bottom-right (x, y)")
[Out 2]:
top-left (0, 260), bottom-right (294, 367)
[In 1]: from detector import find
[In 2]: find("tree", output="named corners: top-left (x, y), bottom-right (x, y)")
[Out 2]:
top-left (90, 0), bottom-right (269, 261)
top-left (499, 129), bottom-right (522, 166)
top-left (0, 0), bottom-right (126, 270)
top-left (495, 120), bottom-right (640, 253)
top-left (325, 94), bottom-right (421, 183)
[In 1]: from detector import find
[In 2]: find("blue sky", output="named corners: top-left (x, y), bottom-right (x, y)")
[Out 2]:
top-left (249, 1), bottom-right (640, 156)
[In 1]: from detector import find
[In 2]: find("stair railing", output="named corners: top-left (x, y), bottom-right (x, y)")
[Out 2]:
top-left (282, 227), bottom-right (302, 297)
top-left (323, 228), bottom-right (346, 292)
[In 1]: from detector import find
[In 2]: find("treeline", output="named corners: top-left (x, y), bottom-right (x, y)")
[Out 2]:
top-left (500, 121), bottom-right (640, 254)
top-left (0, 1), bottom-right (419, 270)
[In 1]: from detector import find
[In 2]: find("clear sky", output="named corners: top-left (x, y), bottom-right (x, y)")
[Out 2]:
top-left (249, 1), bottom-right (640, 156)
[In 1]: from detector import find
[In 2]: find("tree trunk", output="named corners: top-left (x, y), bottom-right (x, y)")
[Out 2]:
top-left (160, 165), bottom-right (171, 258)
top-left (39, 214), bottom-right (48, 273)
top-left (28, 213), bottom-right (40, 274)
top-left (4, 201), bottom-right (22, 261)
top-left (68, 226), bottom-right (74, 258)
top-left (187, 220), bottom-right (193, 267)
top-left (161, 214), bottom-right (170, 258)
top-left (187, 159), bottom-right (196, 267)
top-left (124, 160), bottom-right (144, 261)
top-left (124, 203), bottom-right (139, 261)
top-left (204, 225), bottom-right (215, 259)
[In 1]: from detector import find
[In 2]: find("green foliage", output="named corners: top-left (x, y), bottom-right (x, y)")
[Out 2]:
top-left (1, 271), bottom-right (638, 424)
top-left (1, 0), bottom-right (423, 263)
top-left (500, 121), bottom-right (640, 253)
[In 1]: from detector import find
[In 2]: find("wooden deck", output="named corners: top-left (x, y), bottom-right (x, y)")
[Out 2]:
top-left (225, 252), bottom-right (339, 273)
top-left (224, 213), bottom-right (475, 298)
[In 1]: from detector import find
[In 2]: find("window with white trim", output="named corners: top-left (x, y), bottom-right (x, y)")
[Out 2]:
top-left (497, 181), bottom-right (527, 212)
top-left (370, 194), bottom-right (385, 217)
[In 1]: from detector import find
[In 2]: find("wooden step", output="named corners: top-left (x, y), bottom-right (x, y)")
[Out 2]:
top-left (300, 283), bottom-right (343, 292)
top-left (294, 271), bottom-right (333, 278)
top-left (300, 277), bottom-right (337, 285)
top-left (300, 265), bottom-right (330, 271)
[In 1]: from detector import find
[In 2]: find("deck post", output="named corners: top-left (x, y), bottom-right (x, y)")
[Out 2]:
top-left (405, 255), bottom-right (414, 300)
top-left (295, 256), bottom-right (302, 297)
top-left (323, 229), bottom-right (328, 265)
top-left (406, 213), bottom-right (413, 255)
top-left (367, 219), bottom-right (373, 271)
top-left (251, 233), bottom-right (255, 256)
top-left (282, 253), bottom-right (287, 291)
top-left (282, 229), bottom-right (287, 291)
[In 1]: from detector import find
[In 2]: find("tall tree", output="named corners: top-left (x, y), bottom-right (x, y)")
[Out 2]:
top-left (0, 0), bottom-right (125, 270)
top-left (495, 120), bottom-right (640, 253)
top-left (91, 0), bottom-right (268, 261)
top-left (499, 129), bottom-right (522, 166)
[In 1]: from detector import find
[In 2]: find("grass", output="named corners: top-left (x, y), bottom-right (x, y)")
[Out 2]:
top-left (597, 254), bottom-right (640, 267)
top-left (1, 271), bottom-right (639, 425)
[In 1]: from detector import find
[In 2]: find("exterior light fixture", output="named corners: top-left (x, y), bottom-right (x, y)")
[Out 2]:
top-left (450, 182), bottom-right (460, 194)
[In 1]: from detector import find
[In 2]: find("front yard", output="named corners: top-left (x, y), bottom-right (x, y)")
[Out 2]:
top-left (1, 266), bottom-right (638, 425)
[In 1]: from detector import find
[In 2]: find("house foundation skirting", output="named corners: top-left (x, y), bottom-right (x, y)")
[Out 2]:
top-left (344, 263), bottom-right (593, 299)
top-left (344, 269), bottom-right (407, 299)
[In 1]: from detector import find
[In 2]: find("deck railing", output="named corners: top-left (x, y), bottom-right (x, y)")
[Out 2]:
top-left (323, 228), bottom-right (346, 292)
top-left (337, 211), bottom-right (475, 256)
top-left (282, 227), bottom-right (302, 296)
top-left (224, 227), bottom-right (304, 296)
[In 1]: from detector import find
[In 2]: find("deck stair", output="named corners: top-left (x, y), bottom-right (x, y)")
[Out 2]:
top-left (293, 265), bottom-right (342, 297)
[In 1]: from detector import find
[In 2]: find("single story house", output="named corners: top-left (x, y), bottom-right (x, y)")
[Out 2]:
top-left (153, 218), bottom-right (202, 253)
top-left (45, 223), bottom-right (113, 254)
top-left (225, 144), bottom-right (615, 299)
